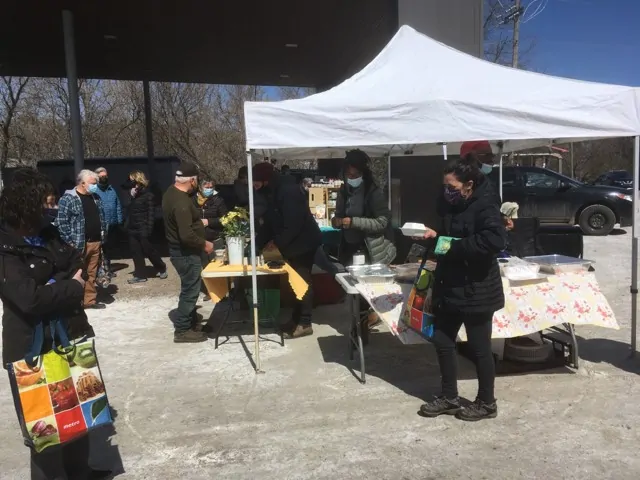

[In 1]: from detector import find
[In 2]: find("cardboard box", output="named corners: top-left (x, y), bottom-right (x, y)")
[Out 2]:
top-left (308, 187), bottom-right (326, 208)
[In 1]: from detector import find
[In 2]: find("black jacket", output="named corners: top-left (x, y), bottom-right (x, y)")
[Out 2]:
top-left (259, 172), bottom-right (321, 259)
top-left (433, 179), bottom-right (507, 315)
top-left (193, 194), bottom-right (228, 242)
top-left (126, 187), bottom-right (155, 237)
top-left (0, 223), bottom-right (95, 366)
top-left (233, 180), bottom-right (249, 209)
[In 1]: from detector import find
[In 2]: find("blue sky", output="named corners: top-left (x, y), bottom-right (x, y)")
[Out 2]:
top-left (521, 0), bottom-right (639, 85)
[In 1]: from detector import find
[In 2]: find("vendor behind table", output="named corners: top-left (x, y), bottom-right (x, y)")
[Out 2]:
top-left (332, 149), bottom-right (396, 329)
top-left (253, 161), bottom-right (321, 340)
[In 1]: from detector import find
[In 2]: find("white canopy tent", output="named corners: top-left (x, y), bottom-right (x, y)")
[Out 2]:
top-left (243, 25), bottom-right (640, 372)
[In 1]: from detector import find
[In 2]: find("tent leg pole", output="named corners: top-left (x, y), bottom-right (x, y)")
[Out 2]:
top-left (631, 136), bottom-right (639, 358)
top-left (499, 156), bottom-right (504, 200)
top-left (246, 152), bottom-right (263, 373)
top-left (62, 10), bottom-right (84, 174)
top-left (387, 154), bottom-right (391, 211)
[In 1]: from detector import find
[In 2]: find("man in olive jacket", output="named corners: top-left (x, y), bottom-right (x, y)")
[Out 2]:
top-left (163, 162), bottom-right (214, 343)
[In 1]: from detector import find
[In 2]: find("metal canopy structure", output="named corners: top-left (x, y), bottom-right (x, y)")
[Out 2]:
top-left (1, 0), bottom-right (398, 88)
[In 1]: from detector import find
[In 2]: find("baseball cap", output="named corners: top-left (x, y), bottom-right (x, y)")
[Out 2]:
top-left (176, 162), bottom-right (199, 177)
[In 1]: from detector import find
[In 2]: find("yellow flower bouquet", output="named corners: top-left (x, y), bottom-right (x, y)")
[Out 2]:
top-left (220, 207), bottom-right (250, 238)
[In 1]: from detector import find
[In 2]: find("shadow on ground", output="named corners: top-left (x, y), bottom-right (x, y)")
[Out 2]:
top-left (577, 336), bottom-right (640, 375)
top-left (97, 285), bottom-right (118, 305)
top-left (89, 407), bottom-right (124, 478)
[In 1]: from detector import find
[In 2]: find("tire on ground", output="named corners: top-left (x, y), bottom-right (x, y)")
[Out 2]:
top-left (578, 204), bottom-right (616, 236)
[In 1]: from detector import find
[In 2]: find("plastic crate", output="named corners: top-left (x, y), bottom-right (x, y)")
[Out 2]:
top-left (245, 289), bottom-right (281, 327)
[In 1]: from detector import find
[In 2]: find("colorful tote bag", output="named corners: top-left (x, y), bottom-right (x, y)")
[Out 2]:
top-left (401, 255), bottom-right (436, 339)
top-left (7, 319), bottom-right (112, 452)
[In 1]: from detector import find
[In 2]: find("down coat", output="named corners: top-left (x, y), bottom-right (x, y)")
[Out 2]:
top-left (433, 179), bottom-right (507, 315)
top-left (335, 183), bottom-right (396, 265)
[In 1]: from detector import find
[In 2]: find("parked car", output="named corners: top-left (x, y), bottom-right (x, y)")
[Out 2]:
top-left (489, 166), bottom-right (632, 236)
top-left (593, 170), bottom-right (633, 189)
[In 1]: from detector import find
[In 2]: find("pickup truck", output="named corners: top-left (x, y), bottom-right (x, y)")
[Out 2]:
top-left (489, 166), bottom-right (632, 236)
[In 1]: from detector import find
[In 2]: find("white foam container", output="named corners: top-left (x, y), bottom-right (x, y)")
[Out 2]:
top-left (400, 222), bottom-right (427, 237)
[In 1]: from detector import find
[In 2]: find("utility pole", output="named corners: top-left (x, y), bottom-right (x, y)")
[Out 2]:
top-left (570, 142), bottom-right (574, 178)
top-left (502, 0), bottom-right (524, 68)
top-left (512, 0), bottom-right (522, 68)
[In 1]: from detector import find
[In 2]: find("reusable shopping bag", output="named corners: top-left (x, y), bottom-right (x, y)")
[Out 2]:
top-left (401, 254), bottom-right (435, 339)
top-left (7, 318), bottom-right (112, 452)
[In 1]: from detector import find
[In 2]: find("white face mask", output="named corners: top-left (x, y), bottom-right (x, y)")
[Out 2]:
top-left (480, 163), bottom-right (494, 175)
top-left (347, 177), bottom-right (363, 188)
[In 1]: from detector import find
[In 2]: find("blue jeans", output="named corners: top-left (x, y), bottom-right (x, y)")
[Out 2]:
top-left (170, 251), bottom-right (202, 333)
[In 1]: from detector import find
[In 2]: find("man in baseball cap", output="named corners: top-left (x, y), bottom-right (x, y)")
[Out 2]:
top-left (460, 141), bottom-right (495, 175)
top-left (162, 161), bottom-right (213, 343)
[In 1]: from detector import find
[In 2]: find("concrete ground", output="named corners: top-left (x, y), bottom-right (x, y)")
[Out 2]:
top-left (2, 233), bottom-right (640, 479)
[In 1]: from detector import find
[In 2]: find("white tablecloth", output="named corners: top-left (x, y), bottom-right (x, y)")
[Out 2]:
top-left (355, 271), bottom-right (619, 345)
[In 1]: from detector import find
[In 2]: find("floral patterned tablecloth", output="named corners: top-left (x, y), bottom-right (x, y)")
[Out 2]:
top-left (355, 272), bottom-right (619, 345)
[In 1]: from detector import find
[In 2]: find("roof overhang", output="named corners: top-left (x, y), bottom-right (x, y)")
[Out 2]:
top-left (0, 0), bottom-right (398, 87)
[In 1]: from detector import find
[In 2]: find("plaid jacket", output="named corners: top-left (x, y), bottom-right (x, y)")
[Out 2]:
top-left (55, 189), bottom-right (107, 252)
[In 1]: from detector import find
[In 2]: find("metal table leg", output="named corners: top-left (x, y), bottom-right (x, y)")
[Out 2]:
top-left (564, 323), bottom-right (579, 369)
top-left (347, 293), bottom-right (366, 383)
top-left (213, 278), bottom-right (286, 349)
top-left (213, 278), bottom-right (237, 349)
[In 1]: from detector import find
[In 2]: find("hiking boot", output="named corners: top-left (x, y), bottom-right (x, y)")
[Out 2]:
top-left (284, 325), bottom-right (313, 339)
top-left (127, 277), bottom-right (147, 284)
top-left (84, 303), bottom-right (107, 310)
top-left (174, 329), bottom-right (208, 343)
top-left (419, 396), bottom-right (462, 417)
top-left (456, 399), bottom-right (498, 422)
top-left (278, 321), bottom-right (297, 335)
top-left (89, 469), bottom-right (113, 479)
top-left (157, 271), bottom-right (168, 280)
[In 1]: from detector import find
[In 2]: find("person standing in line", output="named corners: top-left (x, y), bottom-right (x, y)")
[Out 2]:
top-left (194, 177), bottom-right (228, 250)
top-left (126, 170), bottom-right (168, 284)
top-left (417, 156), bottom-right (507, 422)
top-left (0, 168), bottom-right (111, 480)
top-left (194, 177), bottom-right (228, 300)
top-left (56, 170), bottom-right (108, 310)
top-left (162, 162), bottom-right (214, 343)
top-left (43, 193), bottom-right (58, 223)
top-left (253, 162), bottom-right (322, 339)
top-left (94, 167), bottom-right (123, 277)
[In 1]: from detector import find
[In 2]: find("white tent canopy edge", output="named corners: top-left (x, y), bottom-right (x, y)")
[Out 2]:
top-left (243, 26), bottom-right (640, 372)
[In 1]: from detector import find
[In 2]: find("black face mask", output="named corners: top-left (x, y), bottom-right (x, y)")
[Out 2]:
top-left (99, 177), bottom-right (109, 186)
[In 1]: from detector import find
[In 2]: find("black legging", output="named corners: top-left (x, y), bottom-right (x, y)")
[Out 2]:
top-left (432, 312), bottom-right (495, 404)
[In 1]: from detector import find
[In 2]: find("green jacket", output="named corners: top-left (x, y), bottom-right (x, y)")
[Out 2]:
top-left (336, 184), bottom-right (396, 265)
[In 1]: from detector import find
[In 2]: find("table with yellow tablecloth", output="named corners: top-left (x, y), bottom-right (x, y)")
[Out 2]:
top-left (202, 260), bottom-right (308, 302)
top-left (201, 260), bottom-right (309, 349)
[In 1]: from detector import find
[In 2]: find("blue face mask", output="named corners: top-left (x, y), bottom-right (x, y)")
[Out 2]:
top-left (480, 163), bottom-right (493, 175)
top-left (88, 184), bottom-right (99, 194)
top-left (202, 188), bottom-right (214, 197)
top-left (347, 177), bottom-right (363, 188)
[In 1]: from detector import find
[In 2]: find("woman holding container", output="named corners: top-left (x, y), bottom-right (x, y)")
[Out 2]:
top-left (417, 156), bottom-right (507, 422)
